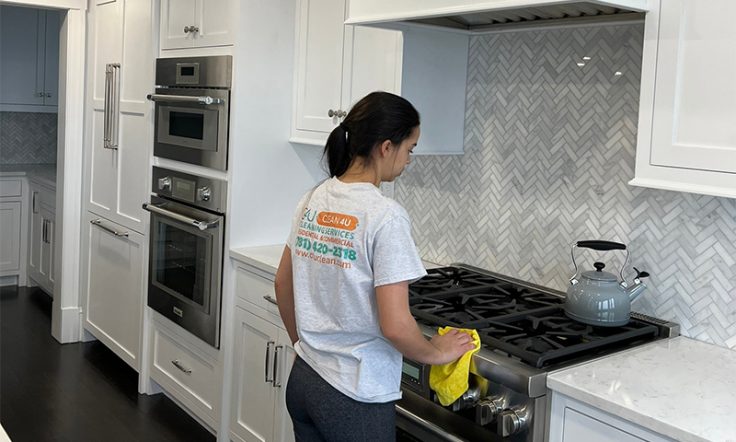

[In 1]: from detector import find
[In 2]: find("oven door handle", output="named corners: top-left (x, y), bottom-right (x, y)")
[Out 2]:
top-left (146, 93), bottom-right (224, 105)
top-left (395, 404), bottom-right (465, 442)
top-left (142, 202), bottom-right (220, 231)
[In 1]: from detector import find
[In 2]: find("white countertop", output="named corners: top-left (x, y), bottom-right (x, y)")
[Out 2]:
top-left (547, 336), bottom-right (736, 442)
top-left (230, 244), bottom-right (286, 275)
top-left (230, 244), bottom-right (444, 275)
top-left (0, 164), bottom-right (57, 188)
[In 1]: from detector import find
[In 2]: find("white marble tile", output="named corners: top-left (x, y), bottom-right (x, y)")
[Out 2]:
top-left (548, 336), bottom-right (736, 442)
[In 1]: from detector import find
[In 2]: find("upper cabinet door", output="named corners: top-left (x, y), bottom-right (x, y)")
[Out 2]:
top-left (43, 10), bottom-right (61, 107)
top-left (160, 0), bottom-right (196, 50)
top-left (649, 0), bottom-right (736, 173)
top-left (0, 6), bottom-right (44, 106)
top-left (341, 25), bottom-right (402, 111)
top-left (194, 0), bottom-right (234, 48)
top-left (293, 0), bottom-right (347, 136)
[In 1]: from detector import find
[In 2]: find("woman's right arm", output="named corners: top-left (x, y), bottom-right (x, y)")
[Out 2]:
top-left (376, 281), bottom-right (475, 365)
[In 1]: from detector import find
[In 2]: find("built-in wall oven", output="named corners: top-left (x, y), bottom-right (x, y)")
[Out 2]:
top-left (147, 56), bottom-right (232, 171)
top-left (143, 167), bottom-right (227, 348)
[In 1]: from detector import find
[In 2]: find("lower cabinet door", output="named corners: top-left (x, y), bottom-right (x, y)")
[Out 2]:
top-left (230, 306), bottom-right (279, 442)
top-left (0, 201), bottom-right (21, 273)
top-left (273, 328), bottom-right (296, 442)
top-left (83, 212), bottom-right (145, 371)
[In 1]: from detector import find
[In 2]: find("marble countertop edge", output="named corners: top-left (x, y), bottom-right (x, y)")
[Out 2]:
top-left (546, 377), bottom-right (709, 442)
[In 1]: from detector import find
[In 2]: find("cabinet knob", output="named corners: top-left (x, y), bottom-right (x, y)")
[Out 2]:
top-left (184, 25), bottom-right (191, 33)
top-left (328, 109), bottom-right (347, 118)
top-left (45, 92), bottom-right (52, 98)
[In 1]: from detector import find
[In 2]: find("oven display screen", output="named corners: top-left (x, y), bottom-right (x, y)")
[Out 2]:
top-left (402, 361), bottom-right (421, 382)
top-left (172, 178), bottom-right (195, 202)
top-left (180, 66), bottom-right (195, 76)
top-left (169, 111), bottom-right (204, 140)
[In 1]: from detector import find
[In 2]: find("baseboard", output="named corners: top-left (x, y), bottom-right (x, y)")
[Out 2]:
top-left (52, 305), bottom-right (82, 343)
top-left (0, 276), bottom-right (18, 287)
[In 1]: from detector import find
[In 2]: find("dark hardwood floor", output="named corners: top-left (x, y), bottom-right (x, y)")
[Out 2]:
top-left (0, 286), bottom-right (216, 442)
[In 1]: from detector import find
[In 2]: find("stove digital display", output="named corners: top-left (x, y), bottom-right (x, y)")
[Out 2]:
top-left (402, 360), bottom-right (421, 382)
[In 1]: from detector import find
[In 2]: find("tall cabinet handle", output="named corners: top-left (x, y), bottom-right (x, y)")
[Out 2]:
top-left (264, 341), bottom-right (275, 383)
top-left (103, 65), bottom-right (111, 148)
top-left (104, 63), bottom-right (121, 150)
top-left (32, 191), bottom-right (38, 213)
top-left (273, 345), bottom-right (283, 388)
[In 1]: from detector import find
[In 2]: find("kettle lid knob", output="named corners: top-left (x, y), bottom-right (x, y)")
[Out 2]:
top-left (593, 262), bottom-right (606, 272)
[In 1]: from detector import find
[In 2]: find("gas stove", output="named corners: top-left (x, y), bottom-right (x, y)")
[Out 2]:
top-left (396, 265), bottom-right (679, 442)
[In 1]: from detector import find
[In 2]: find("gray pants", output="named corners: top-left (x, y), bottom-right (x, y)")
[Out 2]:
top-left (286, 356), bottom-right (396, 442)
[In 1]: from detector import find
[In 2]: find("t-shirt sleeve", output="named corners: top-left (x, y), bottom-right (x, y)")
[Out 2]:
top-left (287, 192), bottom-right (311, 249)
top-left (372, 214), bottom-right (427, 287)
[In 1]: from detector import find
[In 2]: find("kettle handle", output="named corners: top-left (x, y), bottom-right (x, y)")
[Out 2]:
top-left (576, 240), bottom-right (626, 251)
top-left (570, 240), bottom-right (629, 284)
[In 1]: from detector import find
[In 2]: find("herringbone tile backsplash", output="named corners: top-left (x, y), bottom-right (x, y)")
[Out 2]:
top-left (396, 24), bottom-right (736, 349)
top-left (0, 112), bottom-right (57, 164)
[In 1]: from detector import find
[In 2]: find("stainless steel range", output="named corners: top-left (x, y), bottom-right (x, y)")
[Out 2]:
top-left (396, 265), bottom-right (679, 442)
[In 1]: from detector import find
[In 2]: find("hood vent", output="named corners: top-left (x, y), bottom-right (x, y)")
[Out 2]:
top-left (347, 1), bottom-right (648, 32)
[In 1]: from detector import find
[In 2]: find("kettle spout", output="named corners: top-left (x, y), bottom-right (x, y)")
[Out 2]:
top-left (626, 282), bottom-right (647, 303)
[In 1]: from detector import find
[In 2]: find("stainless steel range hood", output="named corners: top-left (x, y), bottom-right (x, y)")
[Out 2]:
top-left (346, 0), bottom-right (649, 32)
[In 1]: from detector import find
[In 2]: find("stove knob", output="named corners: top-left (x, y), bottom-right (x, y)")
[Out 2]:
top-left (158, 176), bottom-right (172, 191)
top-left (475, 395), bottom-right (507, 426)
top-left (197, 186), bottom-right (211, 202)
top-left (498, 407), bottom-right (530, 437)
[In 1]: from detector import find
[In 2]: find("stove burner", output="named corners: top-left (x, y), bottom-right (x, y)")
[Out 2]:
top-left (410, 266), bottom-right (659, 368)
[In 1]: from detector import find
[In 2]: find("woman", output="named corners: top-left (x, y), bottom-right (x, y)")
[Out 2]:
top-left (274, 92), bottom-right (473, 441)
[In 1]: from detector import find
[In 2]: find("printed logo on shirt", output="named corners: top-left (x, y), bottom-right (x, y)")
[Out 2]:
top-left (295, 208), bottom-right (358, 269)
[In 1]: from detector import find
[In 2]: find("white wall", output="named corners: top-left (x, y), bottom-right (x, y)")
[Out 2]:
top-left (228, 0), bottom-right (326, 248)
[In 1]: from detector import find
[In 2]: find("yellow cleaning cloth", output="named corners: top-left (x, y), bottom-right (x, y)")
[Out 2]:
top-left (428, 326), bottom-right (481, 406)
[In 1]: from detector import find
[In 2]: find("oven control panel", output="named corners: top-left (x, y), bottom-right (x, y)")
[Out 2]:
top-left (151, 166), bottom-right (226, 214)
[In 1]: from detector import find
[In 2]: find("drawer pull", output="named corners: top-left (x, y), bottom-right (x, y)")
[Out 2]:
top-left (171, 359), bottom-right (192, 375)
top-left (90, 219), bottom-right (129, 237)
top-left (263, 295), bottom-right (278, 306)
top-left (265, 341), bottom-right (275, 383)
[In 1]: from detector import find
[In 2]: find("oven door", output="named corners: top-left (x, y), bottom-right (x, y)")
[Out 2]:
top-left (145, 196), bottom-right (224, 347)
top-left (150, 88), bottom-right (229, 170)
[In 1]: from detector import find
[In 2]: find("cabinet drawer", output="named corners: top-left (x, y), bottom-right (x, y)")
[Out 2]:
top-left (0, 179), bottom-right (23, 197)
top-left (235, 266), bottom-right (280, 317)
top-left (151, 325), bottom-right (219, 424)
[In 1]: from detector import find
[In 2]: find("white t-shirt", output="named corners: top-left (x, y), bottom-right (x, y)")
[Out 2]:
top-left (287, 177), bottom-right (427, 403)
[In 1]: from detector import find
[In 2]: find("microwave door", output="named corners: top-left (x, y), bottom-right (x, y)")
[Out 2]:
top-left (157, 105), bottom-right (220, 151)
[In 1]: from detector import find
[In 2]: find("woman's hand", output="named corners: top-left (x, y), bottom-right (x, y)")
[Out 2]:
top-left (429, 330), bottom-right (476, 365)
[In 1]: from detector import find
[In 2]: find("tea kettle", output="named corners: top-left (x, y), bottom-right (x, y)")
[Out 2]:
top-left (564, 240), bottom-right (650, 327)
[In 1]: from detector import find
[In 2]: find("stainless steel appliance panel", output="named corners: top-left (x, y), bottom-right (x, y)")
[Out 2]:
top-left (155, 56), bottom-right (232, 88)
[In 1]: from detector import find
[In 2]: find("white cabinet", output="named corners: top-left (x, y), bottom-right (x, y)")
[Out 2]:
top-left (230, 266), bottom-right (295, 442)
top-left (631, 0), bottom-right (736, 198)
top-left (160, 0), bottom-right (234, 50)
top-left (0, 201), bottom-right (23, 274)
top-left (82, 212), bottom-right (145, 371)
top-left (292, 1), bottom-right (467, 154)
top-left (0, 178), bottom-right (28, 284)
top-left (548, 392), bottom-right (676, 442)
top-left (0, 5), bottom-right (60, 112)
top-left (149, 315), bottom-right (221, 430)
top-left (84, 0), bottom-right (153, 234)
top-left (290, 0), bottom-right (403, 146)
top-left (27, 179), bottom-right (56, 296)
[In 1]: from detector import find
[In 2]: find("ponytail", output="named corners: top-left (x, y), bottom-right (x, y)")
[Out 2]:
top-left (323, 92), bottom-right (420, 178)
top-left (324, 124), bottom-right (352, 177)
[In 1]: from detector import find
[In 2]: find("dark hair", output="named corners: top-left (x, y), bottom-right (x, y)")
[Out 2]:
top-left (324, 91), bottom-right (420, 177)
